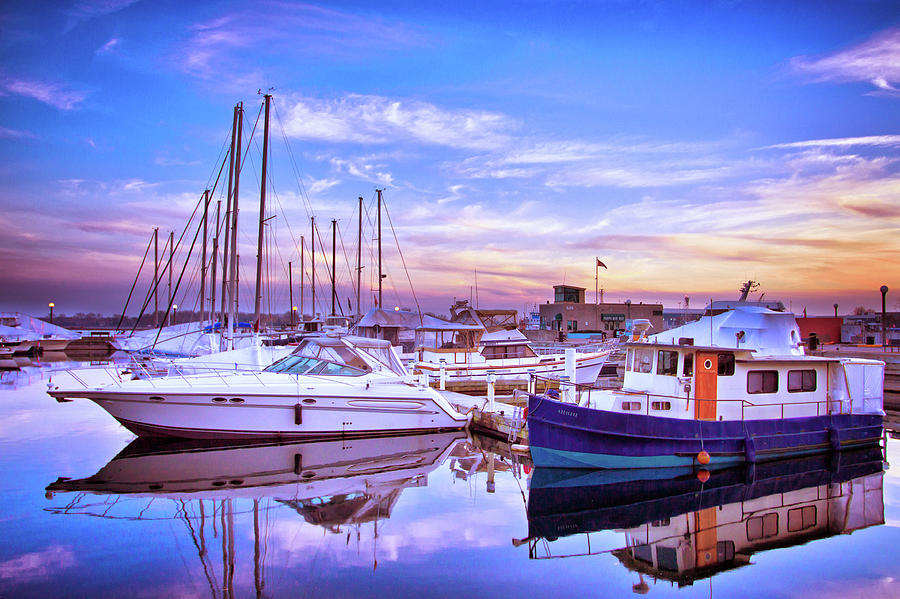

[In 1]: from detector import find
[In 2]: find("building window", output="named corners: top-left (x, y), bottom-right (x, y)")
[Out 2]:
top-left (747, 513), bottom-right (779, 540)
top-left (787, 369), bottom-right (816, 392)
top-left (657, 350), bottom-right (678, 375)
top-left (566, 320), bottom-right (577, 331)
top-left (787, 506), bottom-right (817, 532)
top-left (717, 353), bottom-right (735, 376)
top-left (634, 348), bottom-right (653, 373)
top-left (683, 353), bottom-right (694, 376)
top-left (651, 401), bottom-right (672, 410)
top-left (747, 370), bottom-right (778, 394)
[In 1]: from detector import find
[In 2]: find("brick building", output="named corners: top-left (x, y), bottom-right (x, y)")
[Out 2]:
top-left (537, 285), bottom-right (664, 337)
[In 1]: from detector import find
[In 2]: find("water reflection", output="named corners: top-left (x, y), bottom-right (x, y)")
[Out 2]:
top-left (45, 432), bottom-right (467, 595)
top-left (524, 448), bottom-right (885, 591)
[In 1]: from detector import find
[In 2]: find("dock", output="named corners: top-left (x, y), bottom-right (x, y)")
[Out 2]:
top-left (440, 389), bottom-right (529, 445)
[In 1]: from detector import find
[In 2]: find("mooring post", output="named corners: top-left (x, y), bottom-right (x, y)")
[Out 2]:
top-left (487, 370), bottom-right (496, 412)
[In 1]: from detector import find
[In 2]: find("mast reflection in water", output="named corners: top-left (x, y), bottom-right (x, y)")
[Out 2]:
top-left (523, 448), bottom-right (885, 591)
top-left (45, 432), bottom-right (467, 596)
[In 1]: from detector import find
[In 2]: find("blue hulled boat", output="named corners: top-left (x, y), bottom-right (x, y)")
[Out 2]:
top-left (527, 307), bottom-right (885, 469)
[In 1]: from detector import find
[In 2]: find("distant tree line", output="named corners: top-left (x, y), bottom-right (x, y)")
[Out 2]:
top-left (53, 311), bottom-right (298, 331)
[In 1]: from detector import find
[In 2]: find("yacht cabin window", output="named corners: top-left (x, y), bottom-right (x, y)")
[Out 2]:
top-left (683, 353), bottom-right (694, 376)
top-left (747, 370), bottom-right (778, 394)
top-left (747, 513), bottom-right (779, 541)
top-left (634, 348), bottom-right (653, 373)
top-left (717, 353), bottom-right (735, 376)
top-left (787, 369), bottom-right (817, 392)
top-left (656, 350), bottom-right (678, 376)
top-left (481, 344), bottom-right (537, 359)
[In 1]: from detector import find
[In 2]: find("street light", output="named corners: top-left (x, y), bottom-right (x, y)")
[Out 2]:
top-left (880, 285), bottom-right (889, 348)
top-left (173, 304), bottom-right (178, 325)
top-left (48, 302), bottom-right (55, 324)
top-left (292, 306), bottom-right (298, 328)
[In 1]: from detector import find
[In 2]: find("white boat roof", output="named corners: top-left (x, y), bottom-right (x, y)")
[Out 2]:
top-left (650, 306), bottom-right (804, 356)
top-left (480, 329), bottom-right (529, 345)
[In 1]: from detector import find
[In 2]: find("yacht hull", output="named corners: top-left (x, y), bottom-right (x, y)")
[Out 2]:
top-left (527, 394), bottom-right (884, 469)
top-left (50, 380), bottom-right (468, 440)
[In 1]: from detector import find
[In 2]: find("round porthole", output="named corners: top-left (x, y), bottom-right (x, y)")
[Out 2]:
top-left (301, 471), bottom-right (316, 479)
top-left (704, 359), bottom-right (713, 370)
top-left (302, 398), bottom-right (316, 405)
top-left (229, 398), bottom-right (245, 403)
top-left (212, 397), bottom-right (227, 403)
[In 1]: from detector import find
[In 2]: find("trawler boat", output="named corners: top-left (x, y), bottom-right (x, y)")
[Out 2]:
top-left (48, 334), bottom-right (468, 439)
top-left (413, 326), bottom-right (610, 387)
top-left (527, 307), bottom-right (885, 469)
top-left (523, 449), bottom-right (885, 587)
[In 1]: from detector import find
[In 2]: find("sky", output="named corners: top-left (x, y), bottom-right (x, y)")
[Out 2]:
top-left (1, 0), bottom-right (899, 320)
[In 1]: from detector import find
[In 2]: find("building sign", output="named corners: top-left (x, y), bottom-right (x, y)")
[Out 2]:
top-left (602, 313), bottom-right (625, 321)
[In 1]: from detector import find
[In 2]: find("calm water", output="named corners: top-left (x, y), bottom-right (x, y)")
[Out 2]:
top-left (1, 359), bottom-right (899, 598)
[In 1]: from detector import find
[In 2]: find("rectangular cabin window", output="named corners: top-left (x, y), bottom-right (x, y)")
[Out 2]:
top-left (656, 350), bottom-right (678, 376)
top-left (787, 369), bottom-right (817, 393)
top-left (635, 348), bottom-right (653, 373)
top-left (747, 370), bottom-right (779, 394)
top-left (787, 506), bottom-right (817, 532)
top-left (656, 546), bottom-right (679, 572)
top-left (717, 541), bottom-right (735, 562)
top-left (747, 513), bottom-right (779, 541)
top-left (717, 353), bottom-right (735, 376)
top-left (651, 401), bottom-right (672, 411)
top-left (621, 401), bottom-right (642, 411)
top-left (633, 544), bottom-right (652, 564)
top-left (683, 353), bottom-right (694, 376)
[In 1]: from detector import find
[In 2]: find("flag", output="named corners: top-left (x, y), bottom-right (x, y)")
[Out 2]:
top-left (596, 258), bottom-right (607, 269)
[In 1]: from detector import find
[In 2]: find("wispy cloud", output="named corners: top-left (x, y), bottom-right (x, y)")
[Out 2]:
top-left (791, 27), bottom-right (900, 95)
top-left (64, 0), bottom-right (140, 31)
top-left (0, 126), bottom-right (35, 139)
top-left (181, 2), bottom-right (430, 82)
top-left (281, 93), bottom-right (515, 151)
top-left (764, 135), bottom-right (900, 150)
top-left (96, 37), bottom-right (121, 55)
top-left (0, 76), bottom-right (87, 110)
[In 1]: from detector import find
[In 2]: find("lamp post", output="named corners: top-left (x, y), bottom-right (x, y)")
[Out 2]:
top-left (880, 286), bottom-right (889, 348)
top-left (48, 302), bottom-right (54, 325)
top-left (292, 306), bottom-right (297, 328)
top-left (834, 303), bottom-right (838, 318)
top-left (173, 304), bottom-right (178, 325)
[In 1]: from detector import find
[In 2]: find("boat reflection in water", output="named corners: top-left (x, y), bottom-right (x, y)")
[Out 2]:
top-left (46, 431), bottom-right (467, 594)
top-left (523, 448), bottom-right (885, 591)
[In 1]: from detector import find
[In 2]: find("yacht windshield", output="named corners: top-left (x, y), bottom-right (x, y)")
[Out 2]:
top-left (264, 355), bottom-right (367, 376)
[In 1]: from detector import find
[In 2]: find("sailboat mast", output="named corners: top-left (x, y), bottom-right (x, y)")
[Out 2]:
top-left (220, 105), bottom-right (238, 338)
top-left (377, 188), bottom-right (383, 308)
top-left (357, 196), bottom-right (362, 319)
top-left (288, 261), bottom-right (293, 328)
top-left (228, 102), bottom-right (243, 349)
top-left (153, 227), bottom-right (159, 327)
top-left (200, 189), bottom-right (209, 327)
top-left (168, 230), bottom-right (174, 325)
top-left (210, 200), bottom-right (220, 325)
top-left (311, 217), bottom-right (316, 319)
top-left (253, 93), bottom-right (271, 329)
top-left (331, 218), bottom-right (337, 316)
top-left (300, 235), bottom-right (305, 321)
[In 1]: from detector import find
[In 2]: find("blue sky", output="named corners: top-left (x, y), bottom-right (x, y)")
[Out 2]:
top-left (1, 0), bottom-right (898, 319)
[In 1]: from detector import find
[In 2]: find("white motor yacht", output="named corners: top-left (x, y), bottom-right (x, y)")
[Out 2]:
top-left (48, 334), bottom-right (469, 439)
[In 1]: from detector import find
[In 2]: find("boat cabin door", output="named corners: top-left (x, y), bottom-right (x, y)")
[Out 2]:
top-left (694, 351), bottom-right (718, 420)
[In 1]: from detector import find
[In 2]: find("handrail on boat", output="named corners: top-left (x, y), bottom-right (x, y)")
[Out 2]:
top-left (528, 373), bottom-right (853, 418)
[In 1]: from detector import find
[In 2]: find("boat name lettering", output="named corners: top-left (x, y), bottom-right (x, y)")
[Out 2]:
top-left (558, 408), bottom-right (578, 418)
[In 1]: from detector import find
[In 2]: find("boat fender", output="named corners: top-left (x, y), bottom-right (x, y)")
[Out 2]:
top-left (743, 434), bottom-right (756, 463)
top-left (294, 404), bottom-right (302, 425)
top-left (696, 450), bottom-right (710, 465)
top-left (696, 469), bottom-right (710, 483)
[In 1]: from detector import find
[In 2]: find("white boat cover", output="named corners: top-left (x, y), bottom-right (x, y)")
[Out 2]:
top-left (651, 306), bottom-right (804, 356)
